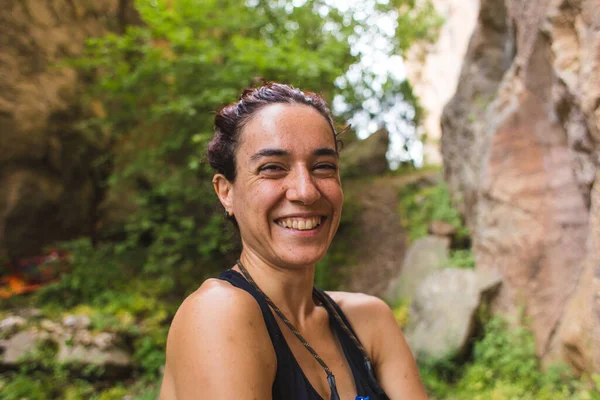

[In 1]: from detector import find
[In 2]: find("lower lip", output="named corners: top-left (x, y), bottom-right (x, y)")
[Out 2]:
top-left (274, 219), bottom-right (326, 237)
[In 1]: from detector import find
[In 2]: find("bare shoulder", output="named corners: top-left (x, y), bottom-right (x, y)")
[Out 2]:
top-left (326, 291), bottom-right (394, 328)
top-left (326, 291), bottom-right (427, 399)
top-left (168, 277), bottom-right (270, 342)
top-left (167, 277), bottom-right (274, 353)
top-left (326, 291), bottom-right (391, 314)
top-left (178, 277), bottom-right (265, 320)
top-left (324, 291), bottom-right (395, 358)
top-left (161, 278), bottom-right (275, 400)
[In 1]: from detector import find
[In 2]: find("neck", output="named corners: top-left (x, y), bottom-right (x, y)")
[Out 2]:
top-left (236, 249), bottom-right (318, 324)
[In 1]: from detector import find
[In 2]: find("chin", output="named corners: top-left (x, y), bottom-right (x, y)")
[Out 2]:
top-left (276, 249), bottom-right (328, 268)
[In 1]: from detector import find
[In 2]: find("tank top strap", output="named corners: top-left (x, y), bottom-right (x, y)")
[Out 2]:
top-left (217, 269), bottom-right (324, 399)
top-left (314, 287), bottom-right (390, 400)
top-left (313, 288), bottom-right (361, 339)
top-left (218, 269), bottom-right (389, 399)
top-left (217, 269), bottom-right (281, 337)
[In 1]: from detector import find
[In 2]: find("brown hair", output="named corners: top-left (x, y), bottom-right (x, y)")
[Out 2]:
top-left (207, 82), bottom-right (342, 182)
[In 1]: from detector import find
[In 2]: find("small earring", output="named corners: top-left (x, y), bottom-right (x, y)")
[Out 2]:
top-left (224, 210), bottom-right (232, 218)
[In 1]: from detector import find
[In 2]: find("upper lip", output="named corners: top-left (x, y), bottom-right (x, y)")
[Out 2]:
top-left (273, 213), bottom-right (327, 220)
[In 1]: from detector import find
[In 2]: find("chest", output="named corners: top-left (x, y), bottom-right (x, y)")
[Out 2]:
top-left (274, 315), bottom-right (360, 399)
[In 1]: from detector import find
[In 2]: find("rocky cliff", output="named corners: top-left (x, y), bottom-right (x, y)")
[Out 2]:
top-left (0, 0), bottom-right (136, 261)
top-left (442, 0), bottom-right (600, 372)
top-left (405, 0), bottom-right (480, 165)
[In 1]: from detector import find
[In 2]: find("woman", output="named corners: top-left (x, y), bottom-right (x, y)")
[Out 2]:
top-left (160, 83), bottom-right (427, 399)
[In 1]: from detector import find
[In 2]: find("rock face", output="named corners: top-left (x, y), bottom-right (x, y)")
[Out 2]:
top-left (441, 0), bottom-right (600, 372)
top-left (0, 0), bottom-right (136, 260)
top-left (405, 268), bottom-right (502, 360)
top-left (339, 128), bottom-right (389, 179)
top-left (405, 0), bottom-right (480, 165)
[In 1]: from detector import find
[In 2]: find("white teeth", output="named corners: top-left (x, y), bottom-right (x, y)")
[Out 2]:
top-left (277, 217), bottom-right (322, 231)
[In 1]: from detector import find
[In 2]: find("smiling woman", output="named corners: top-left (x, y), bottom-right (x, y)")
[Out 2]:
top-left (159, 83), bottom-right (428, 400)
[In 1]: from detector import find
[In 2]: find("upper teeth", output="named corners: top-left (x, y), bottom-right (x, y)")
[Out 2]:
top-left (277, 217), bottom-right (322, 230)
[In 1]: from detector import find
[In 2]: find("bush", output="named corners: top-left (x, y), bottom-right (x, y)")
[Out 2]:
top-left (420, 316), bottom-right (600, 399)
top-left (398, 181), bottom-right (470, 244)
top-left (2, 0), bottom-right (445, 396)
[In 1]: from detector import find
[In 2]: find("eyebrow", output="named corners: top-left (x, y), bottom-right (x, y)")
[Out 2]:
top-left (313, 147), bottom-right (339, 158)
top-left (249, 149), bottom-right (290, 162)
top-left (249, 147), bottom-right (339, 162)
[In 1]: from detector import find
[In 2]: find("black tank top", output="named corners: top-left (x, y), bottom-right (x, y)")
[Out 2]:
top-left (218, 269), bottom-right (388, 400)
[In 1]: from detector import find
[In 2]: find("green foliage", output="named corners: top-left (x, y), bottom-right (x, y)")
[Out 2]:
top-left (7, 0), bottom-right (445, 396)
top-left (392, 297), bottom-right (411, 328)
top-left (72, 0), bottom-right (431, 291)
top-left (75, 0), bottom-right (358, 286)
top-left (449, 248), bottom-right (475, 269)
top-left (43, 0), bottom-right (444, 300)
top-left (0, 372), bottom-right (158, 400)
top-left (30, 238), bottom-right (173, 388)
top-left (390, 0), bottom-right (445, 51)
top-left (0, 340), bottom-right (122, 400)
top-left (36, 239), bottom-right (137, 308)
top-left (398, 180), bottom-right (470, 243)
top-left (420, 316), bottom-right (600, 399)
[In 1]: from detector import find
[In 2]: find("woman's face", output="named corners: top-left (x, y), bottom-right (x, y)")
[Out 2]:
top-left (221, 103), bottom-right (343, 268)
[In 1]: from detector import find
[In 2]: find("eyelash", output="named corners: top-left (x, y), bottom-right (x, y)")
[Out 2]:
top-left (314, 163), bottom-right (337, 171)
top-left (258, 164), bottom-right (284, 172)
top-left (257, 163), bottom-right (337, 173)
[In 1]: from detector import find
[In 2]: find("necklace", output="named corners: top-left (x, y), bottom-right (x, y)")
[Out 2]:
top-left (236, 260), bottom-right (388, 400)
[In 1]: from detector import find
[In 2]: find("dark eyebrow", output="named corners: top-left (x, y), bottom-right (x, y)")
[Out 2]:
top-left (314, 147), bottom-right (339, 158)
top-left (249, 147), bottom-right (339, 162)
top-left (249, 148), bottom-right (290, 162)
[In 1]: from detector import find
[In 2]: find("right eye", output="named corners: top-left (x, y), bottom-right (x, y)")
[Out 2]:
top-left (259, 164), bottom-right (283, 171)
top-left (258, 164), bottom-right (286, 177)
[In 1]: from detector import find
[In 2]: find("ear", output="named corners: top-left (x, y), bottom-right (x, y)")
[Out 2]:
top-left (213, 174), bottom-right (234, 214)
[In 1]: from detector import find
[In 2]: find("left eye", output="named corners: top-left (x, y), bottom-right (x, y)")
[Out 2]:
top-left (313, 164), bottom-right (337, 177)
top-left (314, 164), bottom-right (337, 172)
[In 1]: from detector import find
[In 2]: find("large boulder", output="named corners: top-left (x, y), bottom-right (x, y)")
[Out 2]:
top-left (57, 336), bottom-right (132, 378)
top-left (0, 330), bottom-right (44, 368)
top-left (0, 0), bottom-right (137, 260)
top-left (386, 235), bottom-right (450, 302)
top-left (441, 0), bottom-right (600, 372)
top-left (405, 268), bottom-right (502, 360)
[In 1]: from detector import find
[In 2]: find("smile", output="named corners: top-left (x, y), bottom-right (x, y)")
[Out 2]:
top-left (275, 216), bottom-right (323, 231)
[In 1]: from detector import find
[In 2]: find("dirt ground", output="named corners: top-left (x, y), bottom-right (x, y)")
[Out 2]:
top-left (339, 170), bottom-right (441, 298)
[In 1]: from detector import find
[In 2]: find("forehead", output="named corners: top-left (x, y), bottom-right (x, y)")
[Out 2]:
top-left (237, 103), bottom-right (335, 155)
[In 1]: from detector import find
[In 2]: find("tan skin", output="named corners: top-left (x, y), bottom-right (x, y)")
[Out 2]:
top-left (160, 104), bottom-right (428, 399)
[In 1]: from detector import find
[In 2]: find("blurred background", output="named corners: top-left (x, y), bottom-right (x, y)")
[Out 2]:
top-left (1, 0), bottom-right (599, 398)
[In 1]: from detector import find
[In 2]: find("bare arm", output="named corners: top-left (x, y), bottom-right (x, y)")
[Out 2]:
top-left (369, 298), bottom-right (428, 399)
top-left (160, 280), bottom-right (276, 400)
top-left (330, 292), bottom-right (428, 400)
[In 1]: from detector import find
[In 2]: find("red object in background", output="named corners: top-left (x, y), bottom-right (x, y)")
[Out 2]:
top-left (0, 249), bottom-right (69, 298)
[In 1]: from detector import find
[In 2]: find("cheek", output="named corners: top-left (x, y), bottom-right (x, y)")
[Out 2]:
top-left (241, 184), bottom-right (283, 213)
top-left (324, 180), bottom-right (343, 203)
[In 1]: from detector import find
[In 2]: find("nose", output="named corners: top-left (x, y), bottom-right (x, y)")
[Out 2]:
top-left (285, 168), bottom-right (321, 205)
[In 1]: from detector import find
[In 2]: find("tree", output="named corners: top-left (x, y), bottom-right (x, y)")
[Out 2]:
top-left (70, 0), bottom-right (440, 292)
